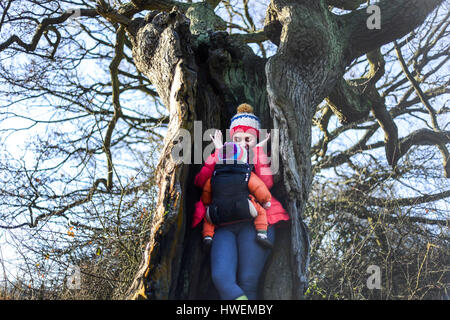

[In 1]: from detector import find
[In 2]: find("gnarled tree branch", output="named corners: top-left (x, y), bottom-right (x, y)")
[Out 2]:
top-left (326, 0), bottom-right (365, 10)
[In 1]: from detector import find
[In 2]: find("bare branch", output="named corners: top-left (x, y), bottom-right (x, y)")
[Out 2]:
top-left (338, 202), bottom-right (449, 227)
top-left (229, 30), bottom-right (268, 43)
top-left (326, 0), bottom-right (365, 10)
top-left (103, 26), bottom-right (126, 191)
top-left (361, 189), bottom-right (450, 210)
top-left (395, 42), bottom-right (450, 177)
top-left (0, 0), bottom-right (13, 33)
top-left (0, 179), bottom-right (107, 230)
top-left (206, 0), bottom-right (222, 9)
top-left (117, 0), bottom-right (191, 16)
top-left (0, 9), bottom-right (98, 54)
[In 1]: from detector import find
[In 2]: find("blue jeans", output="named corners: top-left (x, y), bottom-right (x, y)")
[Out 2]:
top-left (210, 221), bottom-right (275, 300)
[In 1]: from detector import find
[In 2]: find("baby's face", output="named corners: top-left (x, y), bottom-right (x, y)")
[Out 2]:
top-left (232, 132), bottom-right (257, 149)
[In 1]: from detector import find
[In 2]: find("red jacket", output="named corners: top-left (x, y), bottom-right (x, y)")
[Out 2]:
top-left (192, 146), bottom-right (290, 227)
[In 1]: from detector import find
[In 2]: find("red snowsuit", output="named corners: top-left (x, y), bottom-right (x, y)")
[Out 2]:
top-left (192, 146), bottom-right (290, 228)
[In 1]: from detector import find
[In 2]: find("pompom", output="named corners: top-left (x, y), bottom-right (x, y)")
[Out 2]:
top-left (237, 103), bottom-right (254, 114)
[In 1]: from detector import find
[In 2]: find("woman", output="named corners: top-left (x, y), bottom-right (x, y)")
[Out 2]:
top-left (193, 103), bottom-right (290, 300)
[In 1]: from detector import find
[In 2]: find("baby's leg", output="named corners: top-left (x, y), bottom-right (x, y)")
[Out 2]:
top-left (251, 200), bottom-right (268, 232)
top-left (249, 198), bottom-right (271, 248)
top-left (202, 217), bottom-right (215, 238)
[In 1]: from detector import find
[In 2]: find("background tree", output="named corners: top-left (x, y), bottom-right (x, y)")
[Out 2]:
top-left (0, 0), bottom-right (448, 299)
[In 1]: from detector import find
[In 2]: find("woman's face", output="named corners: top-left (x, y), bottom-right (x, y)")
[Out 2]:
top-left (232, 132), bottom-right (257, 149)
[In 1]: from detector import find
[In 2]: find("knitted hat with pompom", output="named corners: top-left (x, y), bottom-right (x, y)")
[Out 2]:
top-left (229, 103), bottom-right (261, 138)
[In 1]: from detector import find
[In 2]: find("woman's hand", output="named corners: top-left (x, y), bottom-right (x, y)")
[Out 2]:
top-left (255, 132), bottom-right (270, 148)
top-left (210, 130), bottom-right (223, 150)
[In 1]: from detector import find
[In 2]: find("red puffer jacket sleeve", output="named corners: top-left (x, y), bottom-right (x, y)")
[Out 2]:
top-left (252, 146), bottom-right (273, 189)
top-left (194, 148), bottom-right (219, 188)
top-left (192, 200), bottom-right (206, 228)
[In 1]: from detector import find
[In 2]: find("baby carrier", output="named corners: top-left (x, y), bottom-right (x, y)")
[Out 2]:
top-left (207, 161), bottom-right (254, 225)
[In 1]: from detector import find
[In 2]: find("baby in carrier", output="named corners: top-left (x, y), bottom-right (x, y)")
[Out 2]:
top-left (201, 142), bottom-right (273, 249)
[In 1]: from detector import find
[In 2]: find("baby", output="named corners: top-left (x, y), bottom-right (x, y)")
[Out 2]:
top-left (201, 142), bottom-right (273, 249)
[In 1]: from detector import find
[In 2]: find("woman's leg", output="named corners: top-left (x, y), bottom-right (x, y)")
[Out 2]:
top-left (237, 222), bottom-right (275, 300)
top-left (210, 226), bottom-right (245, 300)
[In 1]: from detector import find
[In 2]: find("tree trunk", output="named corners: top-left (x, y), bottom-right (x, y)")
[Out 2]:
top-left (124, 8), bottom-right (294, 299)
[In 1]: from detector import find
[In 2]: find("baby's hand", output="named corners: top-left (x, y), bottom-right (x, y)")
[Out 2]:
top-left (263, 202), bottom-right (271, 209)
